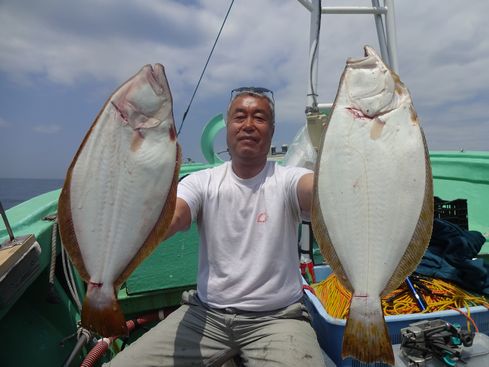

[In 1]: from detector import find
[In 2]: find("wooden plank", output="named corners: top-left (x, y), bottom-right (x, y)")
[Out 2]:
top-left (0, 234), bottom-right (36, 277)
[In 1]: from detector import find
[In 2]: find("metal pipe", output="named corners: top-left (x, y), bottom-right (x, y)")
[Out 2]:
top-left (62, 332), bottom-right (90, 367)
top-left (0, 201), bottom-right (15, 241)
top-left (371, 0), bottom-right (389, 65)
top-left (296, 0), bottom-right (312, 11)
top-left (321, 6), bottom-right (386, 15)
top-left (297, 1), bottom-right (387, 15)
top-left (384, 0), bottom-right (399, 73)
top-left (317, 102), bottom-right (333, 110)
top-left (306, 0), bottom-right (322, 111)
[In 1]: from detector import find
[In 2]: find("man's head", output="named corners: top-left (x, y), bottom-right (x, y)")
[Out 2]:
top-left (226, 87), bottom-right (275, 166)
top-left (227, 87), bottom-right (275, 124)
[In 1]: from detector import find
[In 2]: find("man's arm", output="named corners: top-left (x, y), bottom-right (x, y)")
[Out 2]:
top-left (297, 173), bottom-right (314, 214)
top-left (163, 197), bottom-right (192, 240)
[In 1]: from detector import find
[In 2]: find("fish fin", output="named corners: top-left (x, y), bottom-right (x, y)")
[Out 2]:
top-left (382, 128), bottom-right (433, 295)
top-left (311, 106), bottom-right (353, 291)
top-left (81, 283), bottom-right (128, 337)
top-left (115, 142), bottom-right (182, 286)
top-left (311, 185), bottom-right (353, 292)
top-left (342, 295), bottom-right (394, 365)
top-left (57, 168), bottom-right (90, 281)
top-left (57, 95), bottom-right (112, 282)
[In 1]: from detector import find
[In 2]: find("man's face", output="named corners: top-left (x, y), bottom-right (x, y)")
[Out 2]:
top-left (226, 94), bottom-right (274, 163)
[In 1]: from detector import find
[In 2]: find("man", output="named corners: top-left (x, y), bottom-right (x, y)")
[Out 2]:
top-left (107, 87), bottom-right (325, 366)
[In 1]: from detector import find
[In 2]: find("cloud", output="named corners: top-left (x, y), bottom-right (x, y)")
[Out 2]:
top-left (0, 0), bottom-right (488, 180)
top-left (32, 124), bottom-right (62, 134)
top-left (0, 0), bottom-right (228, 86)
top-left (395, 1), bottom-right (489, 110)
top-left (0, 117), bottom-right (10, 128)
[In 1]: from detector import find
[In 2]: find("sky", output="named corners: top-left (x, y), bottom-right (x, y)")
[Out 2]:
top-left (1, 0), bottom-right (488, 179)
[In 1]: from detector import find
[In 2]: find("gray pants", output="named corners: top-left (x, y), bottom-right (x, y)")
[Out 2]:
top-left (105, 290), bottom-right (326, 366)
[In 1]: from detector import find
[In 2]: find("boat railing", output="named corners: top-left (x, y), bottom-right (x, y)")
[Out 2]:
top-left (299, 0), bottom-right (398, 109)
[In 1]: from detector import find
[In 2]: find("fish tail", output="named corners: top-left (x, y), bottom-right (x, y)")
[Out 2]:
top-left (81, 282), bottom-right (128, 337)
top-left (342, 295), bottom-right (394, 365)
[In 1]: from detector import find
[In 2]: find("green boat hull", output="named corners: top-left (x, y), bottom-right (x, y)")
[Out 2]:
top-left (1, 151), bottom-right (488, 366)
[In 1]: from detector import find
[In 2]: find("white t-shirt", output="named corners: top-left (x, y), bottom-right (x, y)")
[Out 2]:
top-left (177, 161), bottom-right (312, 311)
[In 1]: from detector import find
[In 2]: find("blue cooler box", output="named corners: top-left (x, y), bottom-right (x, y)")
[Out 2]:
top-left (304, 265), bottom-right (489, 367)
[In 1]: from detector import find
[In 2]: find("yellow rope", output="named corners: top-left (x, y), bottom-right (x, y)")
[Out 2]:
top-left (312, 273), bottom-right (489, 328)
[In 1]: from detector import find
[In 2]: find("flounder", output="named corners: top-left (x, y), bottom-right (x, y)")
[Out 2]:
top-left (58, 64), bottom-right (180, 337)
top-left (312, 46), bottom-right (433, 365)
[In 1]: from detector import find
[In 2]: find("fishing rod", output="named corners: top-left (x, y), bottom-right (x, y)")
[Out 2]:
top-left (177, 0), bottom-right (236, 137)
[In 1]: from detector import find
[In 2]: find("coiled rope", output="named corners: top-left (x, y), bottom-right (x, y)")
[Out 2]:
top-left (313, 273), bottom-right (489, 332)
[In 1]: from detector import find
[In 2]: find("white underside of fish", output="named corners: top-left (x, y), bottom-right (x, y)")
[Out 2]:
top-left (69, 112), bottom-right (176, 286)
top-left (316, 105), bottom-right (426, 294)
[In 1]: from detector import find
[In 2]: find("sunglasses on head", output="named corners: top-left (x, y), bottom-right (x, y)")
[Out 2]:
top-left (230, 87), bottom-right (275, 104)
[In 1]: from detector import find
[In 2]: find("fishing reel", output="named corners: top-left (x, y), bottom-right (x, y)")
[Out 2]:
top-left (400, 319), bottom-right (474, 367)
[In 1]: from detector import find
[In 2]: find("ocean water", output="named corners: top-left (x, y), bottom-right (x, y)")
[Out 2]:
top-left (0, 178), bottom-right (64, 210)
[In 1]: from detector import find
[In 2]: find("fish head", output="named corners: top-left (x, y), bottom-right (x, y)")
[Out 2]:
top-left (342, 46), bottom-right (407, 119)
top-left (110, 64), bottom-right (175, 134)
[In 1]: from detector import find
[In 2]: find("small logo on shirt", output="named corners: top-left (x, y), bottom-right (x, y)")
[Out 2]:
top-left (256, 212), bottom-right (268, 223)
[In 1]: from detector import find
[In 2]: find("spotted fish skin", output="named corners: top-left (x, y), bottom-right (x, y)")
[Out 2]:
top-left (312, 46), bottom-right (433, 365)
top-left (58, 64), bottom-right (180, 337)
